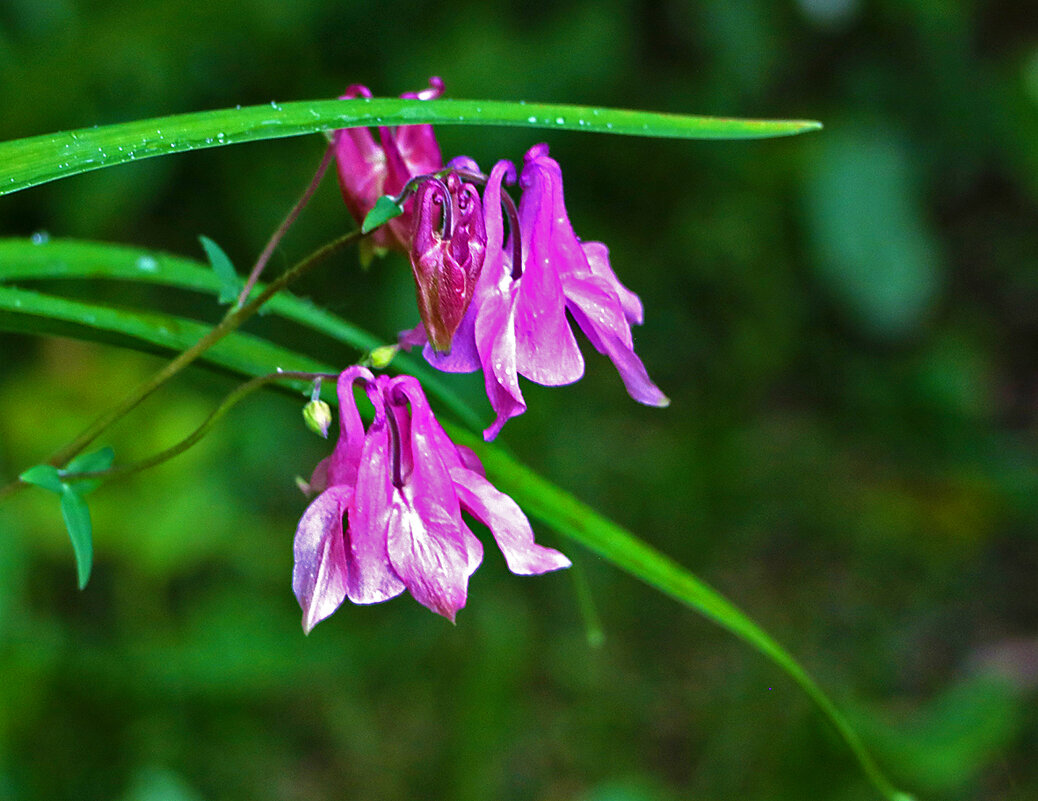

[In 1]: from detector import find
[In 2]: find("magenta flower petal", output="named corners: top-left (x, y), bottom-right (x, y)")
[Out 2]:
top-left (450, 469), bottom-right (572, 574)
top-left (326, 365), bottom-right (374, 486)
top-left (384, 483), bottom-right (471, 621)
top-left (345, 393), bottom-right (407, 606)
top-left (333, 86), bottom-right (385, 237)
top-left (461, 522), bottom-right (485, 576)
top-left (333, 78), bottom-right (444, 252)
top-left (581, 241), bottom-right (644, 326)
top-left (562, 276), bottom-right (670, 407)
top-left (513, 148), bottom-right (584, 386)
top-left (476, 288), bottom-right (526, 440)
top-left (293, 485), bottom-right (354, 634)
top-left (388, 76), bottom-right (443, 183)
top-left (453, 444), bottom-right (485, 476)
top-left (473, 161), bottom-right (527, 438)
top-left (384, 376), bottom-right (471, 620)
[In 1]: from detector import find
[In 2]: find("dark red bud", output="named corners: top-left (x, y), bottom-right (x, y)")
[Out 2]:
top-left (409, 174), bottom-right (487, 353)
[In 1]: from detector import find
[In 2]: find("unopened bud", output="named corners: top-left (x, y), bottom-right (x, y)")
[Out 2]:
top-left (409, 172), bottom-right (487, 353)
top-left (369, 344), bottom-right (399, 369)
top-left (302, 399), bottom-right (333, 438)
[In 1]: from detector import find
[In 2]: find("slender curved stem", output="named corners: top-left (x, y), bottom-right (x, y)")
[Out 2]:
top-left (61, 371), bottom-right (338, 485)
top-left (236, 145), bottom-right (335, 307)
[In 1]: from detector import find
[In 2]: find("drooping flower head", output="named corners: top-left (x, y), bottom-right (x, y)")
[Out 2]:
top-left (333, 77), bottom-right (444, 253)
top-left (403, 144), bottom-right (669, 440)
top-left (408, 171), bottom-right (487, 353)
top-left (293, 366), bottom-right (570, 630)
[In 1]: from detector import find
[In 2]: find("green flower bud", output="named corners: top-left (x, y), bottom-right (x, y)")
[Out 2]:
top-left (302, 399), bottom-right (333, 438)
top-left (369, 344), bottom-right (399, 369)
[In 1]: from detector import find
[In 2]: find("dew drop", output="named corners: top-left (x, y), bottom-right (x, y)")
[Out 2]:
top-left (136, 255), bottom-right (159, 272)
top-left (555, 117), bottom-right (565, 125)
top-left (527, 116), bottom-right (537, 123)
top-left (30, 230), bottom-right (50, 245)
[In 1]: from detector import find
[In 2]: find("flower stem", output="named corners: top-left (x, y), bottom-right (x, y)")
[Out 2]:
top-left (60, 371), bottom-right (338, 485)
top-left (236, 145), bottom-right (335, 307)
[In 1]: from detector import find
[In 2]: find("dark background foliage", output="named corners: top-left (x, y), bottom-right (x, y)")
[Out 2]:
top-left (1, 1), bottom-right (1037, 799)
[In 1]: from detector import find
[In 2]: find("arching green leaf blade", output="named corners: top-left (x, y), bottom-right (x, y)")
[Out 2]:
top-left (0, 98), bottom-right (821, 196)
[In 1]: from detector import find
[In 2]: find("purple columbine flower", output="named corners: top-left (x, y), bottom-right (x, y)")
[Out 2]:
top-left (405, 145), bottom-right (669, 440)
top-left (293, 366), bottom-right (570, 630)
top-left (408, 171), bottom-right (487, 354)
top-left (333, 77), bottom-right (444, 253)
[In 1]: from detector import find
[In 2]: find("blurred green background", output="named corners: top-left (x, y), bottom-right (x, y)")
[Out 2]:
top-left (1, 1), bottom-right (1037, 799)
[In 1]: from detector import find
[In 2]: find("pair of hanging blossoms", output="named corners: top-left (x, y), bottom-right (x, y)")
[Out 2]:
top-left (293, 78), bottom-right (668, 627)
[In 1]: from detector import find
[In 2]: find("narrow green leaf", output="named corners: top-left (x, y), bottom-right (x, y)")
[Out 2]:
top-left (0, 98), bottom-right (821, 196)
top-left (19, 464), bottom-right (64, 494)
top-left (362, 195), bottom-right (405, 234)
top-left (198, 235), bottom-right (241, 304)
top-left (0, 284), bottom-right (328, 380)
top-left (59, 487), bottom-right (94, 589)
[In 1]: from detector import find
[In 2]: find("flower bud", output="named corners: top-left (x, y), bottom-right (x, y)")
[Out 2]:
top-left (368, 344), bottom-right (399, 369)
top-left (409, 173), bottom-right (487, 353)
top-left (302, 399), bottom-right (333, 438)
top-left (333, 78), bottom-right (444, 253)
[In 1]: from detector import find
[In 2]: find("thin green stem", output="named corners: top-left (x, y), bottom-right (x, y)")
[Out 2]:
top-left (61, 371), bottom-right (338, 485)
top-left (570, 557), bottom-right (605, 648)
top-left (0, 228), bottom-right (361, 504)
top-left (236, 145), bottom-right (335, 307)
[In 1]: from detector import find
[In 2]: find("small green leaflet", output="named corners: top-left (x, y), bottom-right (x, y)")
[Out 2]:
top-left (19, 446), bottom-right (114, 589)
top-left (19, 464), bottom-right (64, 493)
top-left (64, 445), bottom-right (115, 495)
top-left (362, 196), bottom-right (404, 234)
top-left (198, 235), bottom-right (241, 304)
top-left (64, 446), bottom-right (115, 473)
top-left (59, 489), bottom-right (93, 589)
